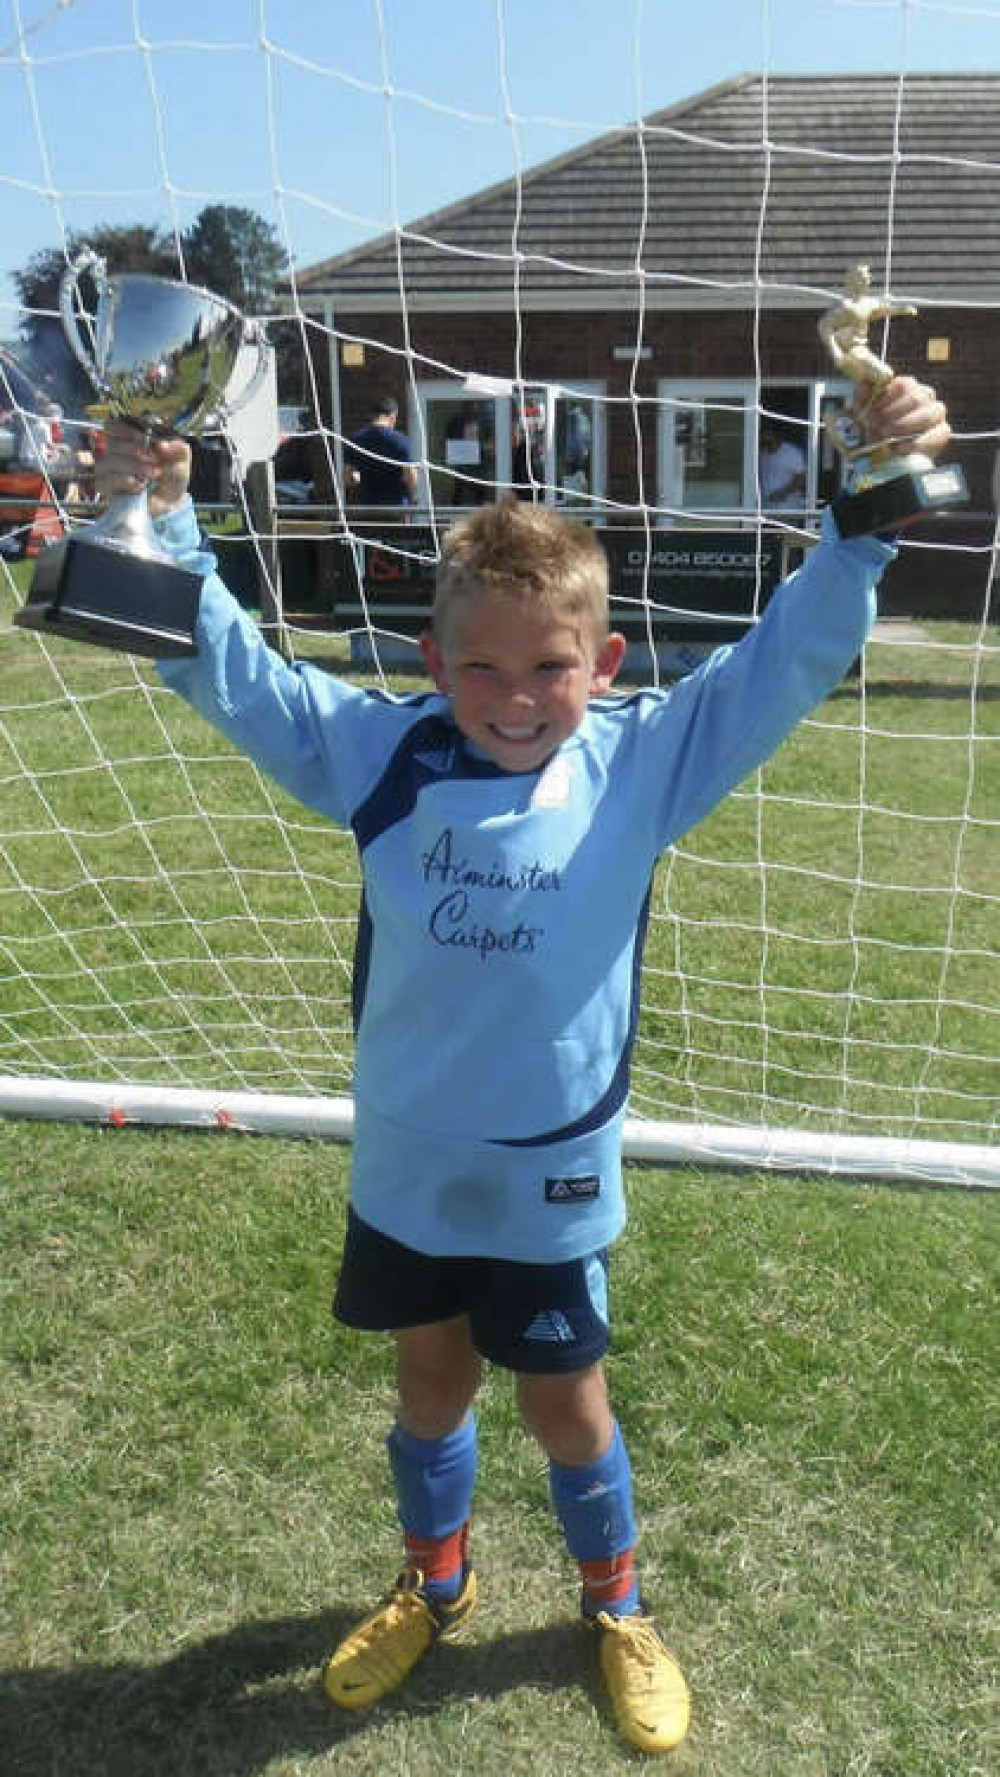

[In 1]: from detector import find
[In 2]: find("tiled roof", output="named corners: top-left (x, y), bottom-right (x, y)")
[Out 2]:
top-left (294, 73), bottom-right (1000, 307)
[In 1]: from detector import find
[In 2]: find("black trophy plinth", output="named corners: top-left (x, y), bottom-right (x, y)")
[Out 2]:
top-left (15, 533), bottom-right (201, 658)
top-left (832, 459), bottom-right (968, 539)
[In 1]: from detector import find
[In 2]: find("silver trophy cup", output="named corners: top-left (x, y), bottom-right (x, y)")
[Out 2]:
top-left (15, 249), bottom-right (269, 656)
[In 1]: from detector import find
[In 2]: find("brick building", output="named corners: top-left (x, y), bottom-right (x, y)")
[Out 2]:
top-left (290, 73), bottom-right (1000, 620)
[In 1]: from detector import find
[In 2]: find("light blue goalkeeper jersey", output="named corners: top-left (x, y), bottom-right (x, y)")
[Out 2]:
top-left (155, 502), bottom-right (894, 1260)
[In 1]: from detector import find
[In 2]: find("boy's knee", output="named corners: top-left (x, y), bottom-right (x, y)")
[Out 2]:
top-left (396, 1324), bottom-right (482, 1438)
top-left (516, 1364), bottom-right (614, 1466)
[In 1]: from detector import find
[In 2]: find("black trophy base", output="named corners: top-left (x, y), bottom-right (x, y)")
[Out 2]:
top-left (832, 461), bottom-right (968, 540)
top-left (14, 533), bottom-right (202, 659)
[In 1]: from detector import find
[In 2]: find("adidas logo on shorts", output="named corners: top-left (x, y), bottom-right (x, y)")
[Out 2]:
top-left (522, 1309), bottom-right (576, 1344)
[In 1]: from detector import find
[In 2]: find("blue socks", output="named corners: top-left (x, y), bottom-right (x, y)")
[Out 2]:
top-left (387, 1414), bottom-right (478, 1602)
top-left (549, 1420), bottom-right (640, 1617)
top-left (386, 1412), bottom-right (639, 1615)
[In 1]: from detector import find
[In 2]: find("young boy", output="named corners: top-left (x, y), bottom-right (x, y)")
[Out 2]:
top-left (98, 375), bottom-right (949, 1756)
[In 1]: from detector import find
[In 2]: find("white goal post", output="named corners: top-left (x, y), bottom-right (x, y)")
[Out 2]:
top-left (1, 6), bottom-right (998, 1189)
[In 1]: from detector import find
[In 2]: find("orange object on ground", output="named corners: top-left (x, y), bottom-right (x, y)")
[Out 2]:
top-left (0, 470), bottom-right (65, 557)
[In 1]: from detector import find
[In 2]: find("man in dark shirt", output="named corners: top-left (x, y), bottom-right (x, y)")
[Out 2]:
top-left (345, 395), bottom-right (418, 505)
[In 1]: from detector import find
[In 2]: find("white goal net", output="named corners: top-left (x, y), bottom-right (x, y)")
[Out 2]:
top-left (1, 1), bottom-right (998, 1186)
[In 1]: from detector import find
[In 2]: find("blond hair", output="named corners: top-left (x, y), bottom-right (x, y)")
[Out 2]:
top-left (433, 498), bottom-right (609, 647)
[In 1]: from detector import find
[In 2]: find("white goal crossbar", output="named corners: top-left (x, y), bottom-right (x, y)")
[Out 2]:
top-left (2, 1078), bottom-right (997, 1193)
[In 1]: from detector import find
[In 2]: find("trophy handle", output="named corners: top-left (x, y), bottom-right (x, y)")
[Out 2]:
top-left (58, 249), bottom-right (108, 381)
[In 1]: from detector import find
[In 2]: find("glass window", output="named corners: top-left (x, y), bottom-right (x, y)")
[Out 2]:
top-left (518, 383), bottom-right (604, 506)
top-left (659, 379), bottom-right (853, 521)
top-left (679, 397), bottom-right (747, 510)
top-left (424, 392), bottom-right (498, 506)
top-left (555, 396), bottom-right (595, 500)
top-left (757, 386), bottom-right (810, 513)
top-left (416, 379), bottom-right (604, 510)
top-left (511, 389), bottom-right (547, 499)
top-left (818, 388), bottom-right (854, 507)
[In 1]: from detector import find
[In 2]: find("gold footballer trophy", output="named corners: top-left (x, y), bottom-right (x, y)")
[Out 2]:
top-left (818, 263), bottom-right (966, 538)
top-left (15, 249), bottom-right (269, 657)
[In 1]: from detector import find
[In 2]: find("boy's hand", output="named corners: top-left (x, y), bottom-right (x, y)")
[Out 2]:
top-left (95, 421), bottom-right (192, 518)
top-left (859, 375), bottom-right (951, 462)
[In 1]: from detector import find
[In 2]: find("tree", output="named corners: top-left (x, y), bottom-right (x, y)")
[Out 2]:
top-left (13, 208), bottom-right (289, 342)
top-left (11, 224), bottom-right (177, 407)
top-left (9, 208), bottom-right (301, 417)
top-left (14, 224), bottom-right (176, 347)
top-left (181, 205), bottom-right (288, 315)
top-left (181, 206), bottom-right (309, 410)
top-left (180, 206), bottom-right (304, 406)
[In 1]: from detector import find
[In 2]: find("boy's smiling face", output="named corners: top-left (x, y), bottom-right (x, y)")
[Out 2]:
top-left (420, 589), bottom-right (625, 773)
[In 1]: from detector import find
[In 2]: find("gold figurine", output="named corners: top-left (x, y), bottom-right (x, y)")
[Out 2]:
top-left (818, 263), bottom-right (917, 474)
top-left (818, 263), bottom-right (916, 396)
top-left (817, 262), bottom-right (965, 535)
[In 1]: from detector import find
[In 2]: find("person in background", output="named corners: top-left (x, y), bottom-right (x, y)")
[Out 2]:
top-left (445, 406), bottom-right (494, 506)
top-left (345, 393), bottom-right (418, 506)
top-left (758, 420), bottom-right (808, 510)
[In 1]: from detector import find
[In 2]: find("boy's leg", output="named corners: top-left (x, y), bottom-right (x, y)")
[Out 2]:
top-left (391, 1319), bottom-right (482, 1601)
top-left (395, 1315), bottom-right (484, 1439)
top-left (518, 1362), bottom-right (639, 1614)
top-left (518, 1362), bottom-right (690, 1756)
top-left (324, 1317), bottom-right (481, 1711)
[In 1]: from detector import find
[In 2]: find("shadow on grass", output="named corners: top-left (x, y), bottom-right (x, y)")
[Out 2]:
top-left (1, 1606), bottom-right (587, 1776)
top-left (830, 676), bottom-right (1000, 702)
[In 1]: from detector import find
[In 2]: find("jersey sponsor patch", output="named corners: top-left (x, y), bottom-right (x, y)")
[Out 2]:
top-left (545, 1173), bottom-right (600, 1203)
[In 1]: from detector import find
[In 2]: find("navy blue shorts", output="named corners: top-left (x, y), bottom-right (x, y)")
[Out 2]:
top-left (333, 1205), bottom-right (611, 1374)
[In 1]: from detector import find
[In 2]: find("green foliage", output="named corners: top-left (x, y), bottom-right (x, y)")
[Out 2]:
top-left (14, 226), bottom-right (177, 338)
top-left (13, 207), bottom-right (289, 346)
top-left (183, 205), bottom-right (289, 313)
top-left (10, 206), bottom-right (302, 421)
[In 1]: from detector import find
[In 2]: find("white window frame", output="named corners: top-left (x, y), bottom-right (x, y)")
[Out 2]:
top-left (657, 376), bottom-right (854, 523)
top-left (412, 377), bottom-right (606, 509)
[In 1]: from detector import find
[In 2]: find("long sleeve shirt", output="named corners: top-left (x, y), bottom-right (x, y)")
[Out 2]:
top-left (154, 501), bottom-right (894, 1258)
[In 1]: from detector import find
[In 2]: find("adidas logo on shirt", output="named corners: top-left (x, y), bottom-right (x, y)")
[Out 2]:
top-left (414, 744), bottom-right (456, 774)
